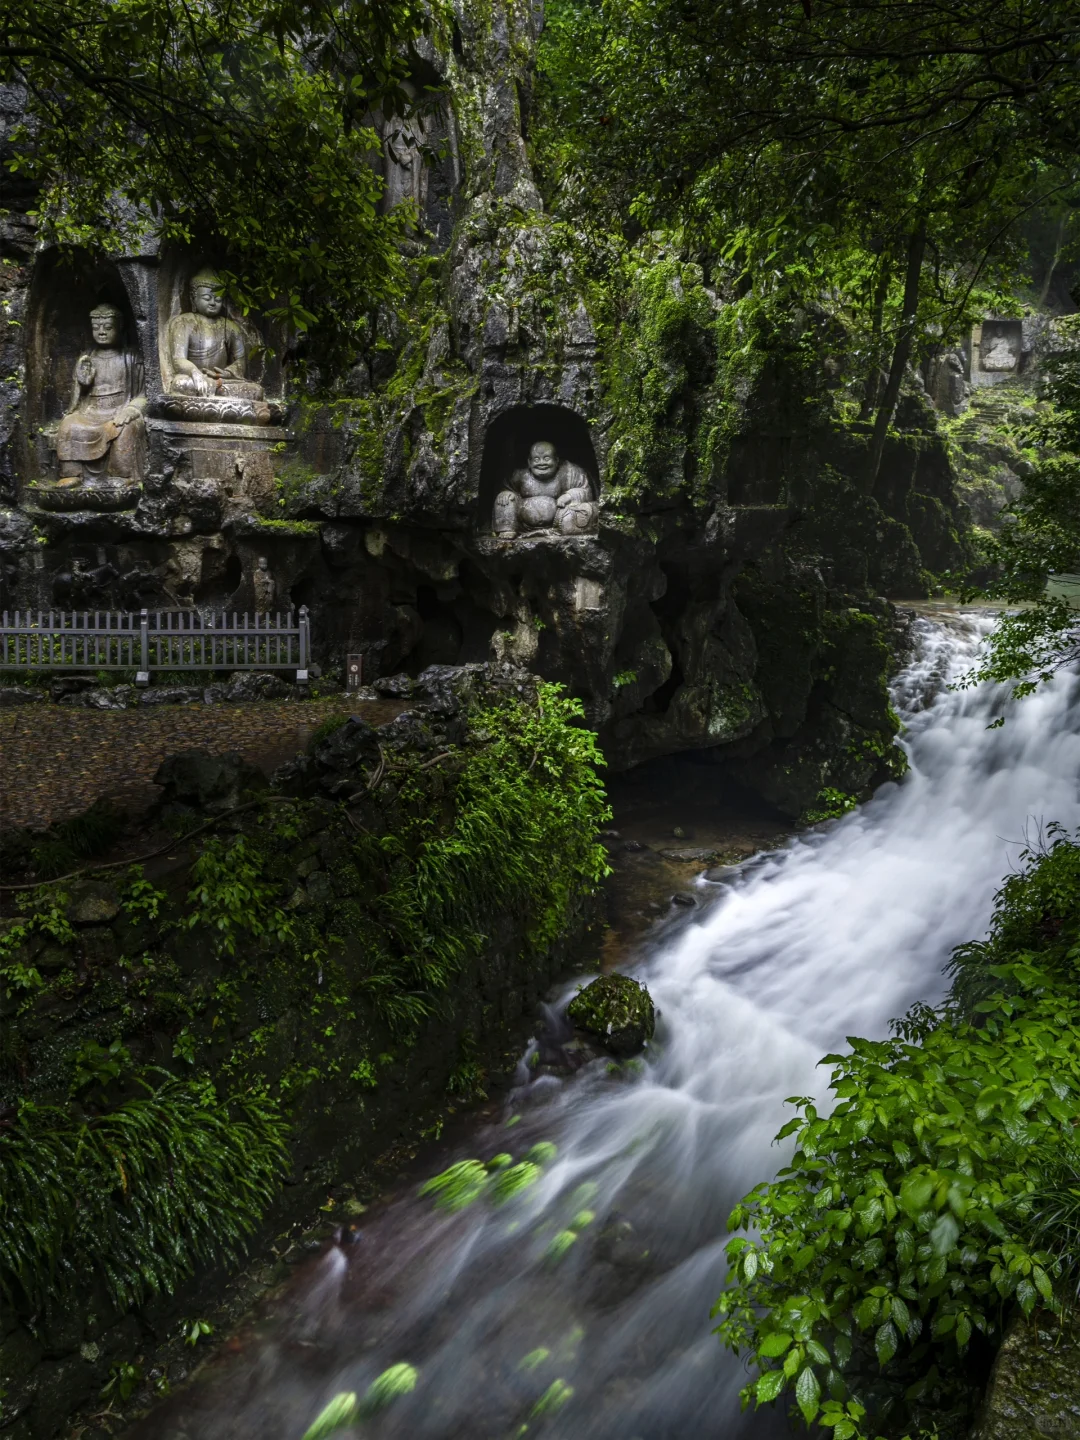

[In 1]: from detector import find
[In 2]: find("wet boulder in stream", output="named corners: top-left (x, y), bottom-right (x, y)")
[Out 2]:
top-left (567, 974), bottom-right (656, 1056)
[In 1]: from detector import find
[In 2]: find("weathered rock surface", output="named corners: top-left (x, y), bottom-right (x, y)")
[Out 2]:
top-left (153, 748), bottom-right (267, 812)
top-left (969, 1309), bottom-right (1080, 1440)
top-left (567, 974), bottom-right (656, 1056)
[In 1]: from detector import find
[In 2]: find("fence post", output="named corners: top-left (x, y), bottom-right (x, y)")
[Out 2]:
top-left (297, 605), bottom-right (310, 684)
top-left (137, 609), bottom-right (150, 686)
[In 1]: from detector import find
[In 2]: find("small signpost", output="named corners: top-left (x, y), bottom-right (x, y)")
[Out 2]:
top-left (346, 654), bottom-right (364, 690)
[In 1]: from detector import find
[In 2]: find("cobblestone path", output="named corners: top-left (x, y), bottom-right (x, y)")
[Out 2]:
top-left (0, 698), bottom-right (398, 831)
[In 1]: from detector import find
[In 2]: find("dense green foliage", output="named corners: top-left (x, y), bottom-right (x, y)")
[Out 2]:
top-left (714, 831), bottom-right (1080, 1439)
top-left (2, 0), bottom-right (441, 370)
top-left (536, 0), bottom-right (1080, 484)
top-left (963, 328), bottom-right (1080, 698)
top-left (369, 683), bottom-right (612, 979)
top-left (0, 682), bottom-right (609, 1321)
top-left (0, 1077), bottom-right (288, 1314)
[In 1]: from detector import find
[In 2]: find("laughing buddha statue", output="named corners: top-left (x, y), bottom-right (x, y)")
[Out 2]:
top-left (492, 441), bottom-right (598, 538)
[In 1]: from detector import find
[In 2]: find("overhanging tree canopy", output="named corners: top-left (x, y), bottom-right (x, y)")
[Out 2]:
top-left (2, 0), bottom-right (441, 374)
top-left (537, 0), bottom-right (1080, 482)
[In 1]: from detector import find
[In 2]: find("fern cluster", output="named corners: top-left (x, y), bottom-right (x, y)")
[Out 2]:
top-left (0, 1076), bottom-right (288, 1313)
top-left (363, 683), bottom-right (611, 1018)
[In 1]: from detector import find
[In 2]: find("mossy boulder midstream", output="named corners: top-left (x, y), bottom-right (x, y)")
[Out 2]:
top-left (567, 974), bottom-right (655, 1056)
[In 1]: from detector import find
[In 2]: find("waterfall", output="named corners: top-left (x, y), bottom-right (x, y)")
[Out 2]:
top-left (146, 613), bottom-right (1080, 1440)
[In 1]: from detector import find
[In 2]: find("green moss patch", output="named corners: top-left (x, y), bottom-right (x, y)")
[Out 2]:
top-left (567, 973), bottom-right (656, 1056)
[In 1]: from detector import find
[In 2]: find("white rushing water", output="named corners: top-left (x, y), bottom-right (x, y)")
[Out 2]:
top-left (151, 614), bottom-right (1080, 1440)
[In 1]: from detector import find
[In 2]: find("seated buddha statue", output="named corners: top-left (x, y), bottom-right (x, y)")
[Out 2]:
top-left (51, 302), bottom-right (147, 497)
top-left (493, 441), bottom-right (599, 538)
top-left (165, 267), bottom-right (265, 404)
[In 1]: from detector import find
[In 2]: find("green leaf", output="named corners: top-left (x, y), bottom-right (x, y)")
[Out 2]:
top-left (899, 1173), bottom-right (934, 1217)
top-left (874, 1320), bottom-right (898, 1367)
top-left (358, 1364), bottom-right (418, 1417)
top-left (755, 1369), bottom-right (786, 1404)
top-left (795, 1364), bottom-right (821, 1424)
top-left (930, 1214), bottom-right (960, 1256)
top-left (301, 1393), bottom-right (357, 1440)
top-left (1033, 1266), bottom-right (1054, 1303)
top-left (758, 1332), bottom-right (793, 1358)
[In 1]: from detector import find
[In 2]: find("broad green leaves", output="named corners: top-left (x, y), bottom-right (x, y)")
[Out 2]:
top-left (713, 836), bottom-right (1080, 1437)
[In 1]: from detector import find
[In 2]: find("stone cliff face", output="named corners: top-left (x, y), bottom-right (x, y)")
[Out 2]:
top-left (0, 1), bottom-right (973, 818)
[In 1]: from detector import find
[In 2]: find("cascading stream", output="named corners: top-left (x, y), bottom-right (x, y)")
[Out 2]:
top-left (145, 614), bottom-right (1080, 1440)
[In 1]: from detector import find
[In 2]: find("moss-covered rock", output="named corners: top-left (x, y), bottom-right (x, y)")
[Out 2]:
top-left (567, 974), bottom-right (656, 1056)
top-left (969, 1309), bottom-right (1080, 1440)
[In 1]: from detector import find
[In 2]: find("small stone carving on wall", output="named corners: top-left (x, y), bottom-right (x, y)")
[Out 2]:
top-left (382, 108), bottom-right (428, 218)
top-left (37, 301), bottom-right (147, 511)
top-left (252, 555), bottom-right (276, 613)
top-left (159, 267), bottom-right (279, 424)
top-left (492, 440), bottom-right (599, 538)
top-left (971, 318), bottom-right (1026, 388)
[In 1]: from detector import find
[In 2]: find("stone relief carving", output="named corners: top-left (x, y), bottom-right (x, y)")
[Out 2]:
top-left (37, 302), bottom-right (147, 511)
top-left (252, 555), bottom-right (276, 613)
top-left (492, 441), bottom-right (599, 538)
top-left (159, 267), bottom-right (279, 423)
top-left (382, 109), bottom-right (428, 217)
top-left (981, 334), bottom-right (1019, 371)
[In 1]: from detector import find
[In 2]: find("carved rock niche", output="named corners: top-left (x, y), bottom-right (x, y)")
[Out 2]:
top-left (24, 250), bottom-right (147, 512)
top-left (478, 404), bottom-right (601, 541)
top-left (973, 318), bottom-right (1025, 387)
top-left (150, 250), bottom-right (288, 517)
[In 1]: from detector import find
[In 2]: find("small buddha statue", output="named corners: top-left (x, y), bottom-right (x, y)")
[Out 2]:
top-left (252, 555), bottom-right (276, 613)
top-left (53, 302), bottom-right (147, 489)
top-left (166, 267), bottom-right (264, 401)
top-left (982, 334), bottom-right (1018, 371)
top-left (493, 441), bottom-right (599, 538)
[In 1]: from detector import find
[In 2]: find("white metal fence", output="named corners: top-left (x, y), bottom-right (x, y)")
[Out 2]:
top-left (0, 608), bottom-right (311, 682)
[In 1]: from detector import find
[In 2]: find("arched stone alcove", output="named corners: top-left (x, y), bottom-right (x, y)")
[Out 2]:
top-left (477, 404), bottom-right (599, 533)
top-left (24, 250), bottom-right (141, 484)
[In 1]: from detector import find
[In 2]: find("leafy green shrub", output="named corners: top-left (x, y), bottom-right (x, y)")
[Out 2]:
top-left (714, 832), bottom-right (1080, 1440)
top-left (352, 682), bottom-right (611, 1028)
top-left (0, 1076), bottom-right (288, 1313)
top-left (185, 835), bottom-right (295, 956)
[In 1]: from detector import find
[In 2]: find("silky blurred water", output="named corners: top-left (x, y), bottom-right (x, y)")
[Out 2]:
top-left (142, 614), bottom-right (1080, 1440)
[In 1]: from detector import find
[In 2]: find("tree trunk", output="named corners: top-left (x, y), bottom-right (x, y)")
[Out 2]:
top-left (858, 256), bottom-right (892, 422)
top-left (1038, 212), bottom-right (1068, 309)
top-left (867, 219), bottom-right (927, 491)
